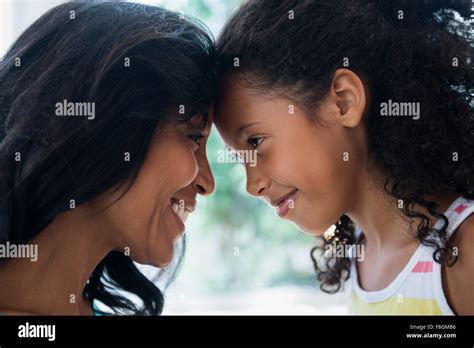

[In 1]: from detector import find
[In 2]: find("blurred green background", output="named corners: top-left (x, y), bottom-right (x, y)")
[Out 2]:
top-left (142, 0), bottom-right (346, 314)
top-left (142, 0), bottom-right (317, 292)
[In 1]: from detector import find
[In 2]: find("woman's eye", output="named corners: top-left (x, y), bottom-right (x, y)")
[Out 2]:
top-left (248, 137), bottom-right (264, 149)
top-left (187, 132), bottom-right (204, 146)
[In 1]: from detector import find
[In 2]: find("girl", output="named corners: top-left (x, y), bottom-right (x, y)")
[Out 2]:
top-left (0, 2), bottom-right (216, 315)
top-left (215, 0), bottom-right (474, 314)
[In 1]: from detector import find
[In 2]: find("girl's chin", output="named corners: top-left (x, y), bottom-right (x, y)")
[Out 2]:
top-left (292, 219), bottom-right (327, 236)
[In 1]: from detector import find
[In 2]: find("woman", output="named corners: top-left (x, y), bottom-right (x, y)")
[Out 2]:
top-left (0, 2), bottom-right (216, 315)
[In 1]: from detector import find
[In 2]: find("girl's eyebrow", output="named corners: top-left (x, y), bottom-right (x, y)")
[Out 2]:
top-left (237, 122), bottom-right (262, 138)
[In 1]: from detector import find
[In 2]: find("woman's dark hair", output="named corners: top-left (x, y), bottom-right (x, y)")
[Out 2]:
top-left (0, 2), bottom-right (216, 314)
top-left (217, 0), bottom-right (473, 293)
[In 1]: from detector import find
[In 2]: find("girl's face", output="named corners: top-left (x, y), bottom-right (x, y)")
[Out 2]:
top-left (215, 76), bottom-right (368, 235)
top-left (90, 113), bottom-right (214, 267)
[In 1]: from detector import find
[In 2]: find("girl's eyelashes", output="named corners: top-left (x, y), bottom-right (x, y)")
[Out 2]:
top-left (247, 136), bottom-right (264, 149)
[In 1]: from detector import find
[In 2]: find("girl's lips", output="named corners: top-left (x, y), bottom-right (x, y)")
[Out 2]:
top-left (275, 189), bottom-right (299, 218)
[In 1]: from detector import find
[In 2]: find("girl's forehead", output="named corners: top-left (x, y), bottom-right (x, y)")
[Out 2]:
top-left (216, 81), bottom-right (268, 122)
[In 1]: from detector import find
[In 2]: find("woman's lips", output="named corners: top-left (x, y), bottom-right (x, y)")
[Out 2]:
top-left (170, 202), bottom-right (189, 223)
top-left (275, 189), bottom-right (299, 218)
top-left (168, 199), bottom-right (195, 234)
top-left (169, 203), bottom-right (185, 233)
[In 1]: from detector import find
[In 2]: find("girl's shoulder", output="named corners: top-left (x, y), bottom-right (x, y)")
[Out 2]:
top-left (444, 211), bottom-right (474, 315)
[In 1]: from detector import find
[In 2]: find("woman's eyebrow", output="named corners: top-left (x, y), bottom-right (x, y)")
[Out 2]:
top-left (185, 111), bottom-right (209, 132)
top-left (196, 112), bottom-right (209, 130)
top-left (203, 112), bottom-right (213, 131)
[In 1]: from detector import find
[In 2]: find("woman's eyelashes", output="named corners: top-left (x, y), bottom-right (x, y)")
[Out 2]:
top-left (247, 136), bottom-right (264, 149)
top-left (187, 131), bottom-right (205, 146)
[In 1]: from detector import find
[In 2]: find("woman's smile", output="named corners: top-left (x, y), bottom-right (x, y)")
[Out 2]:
top-left (168, 196), bottom-right (197, 233)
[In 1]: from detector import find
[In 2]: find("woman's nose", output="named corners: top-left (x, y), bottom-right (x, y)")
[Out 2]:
top-left (192, 150), bottom-right (215, 196)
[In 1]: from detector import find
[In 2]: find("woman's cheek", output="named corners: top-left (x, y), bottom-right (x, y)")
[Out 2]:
top-left (171, 143), bottom-right (199, 187)
top-left (153, 130), bottom-right (199, 188)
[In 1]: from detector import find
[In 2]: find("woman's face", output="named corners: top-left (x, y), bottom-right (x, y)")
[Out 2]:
top-left (92, 112), bottom-right (214, 267)
top-left (215, 77), bottom-right (367, 236)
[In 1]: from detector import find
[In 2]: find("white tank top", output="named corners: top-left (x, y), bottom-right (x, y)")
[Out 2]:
top-left (348, 196), bottom-right (474, 315)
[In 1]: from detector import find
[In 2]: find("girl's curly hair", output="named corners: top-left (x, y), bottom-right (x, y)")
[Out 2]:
top-left (217, 0), bottom-right (474, 293)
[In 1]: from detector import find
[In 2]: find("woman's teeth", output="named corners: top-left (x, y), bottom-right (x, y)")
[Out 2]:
top-left (170, 202), bottom-right (189, 223)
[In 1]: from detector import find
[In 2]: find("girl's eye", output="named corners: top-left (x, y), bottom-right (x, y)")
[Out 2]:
top-left (248, 137), bottom-right (264, 149)
top-left (187, 132), bottom-right (204, 146)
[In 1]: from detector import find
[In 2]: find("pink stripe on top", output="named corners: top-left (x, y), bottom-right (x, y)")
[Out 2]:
top-left (454, 204), bottom-right (467, 214)
top-left (412, 261), bottom-right (433, 273)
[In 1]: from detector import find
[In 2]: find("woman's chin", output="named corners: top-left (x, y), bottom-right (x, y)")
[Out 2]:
top-left (153, 257), bottom-right (173, 269)
top-left (129, 242), bottom-right (175, 268)
top-left (150, 246), bottom-right (176, 268)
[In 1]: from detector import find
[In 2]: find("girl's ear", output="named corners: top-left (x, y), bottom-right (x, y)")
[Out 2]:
top-left (330, 69), bottom-right (366, 128)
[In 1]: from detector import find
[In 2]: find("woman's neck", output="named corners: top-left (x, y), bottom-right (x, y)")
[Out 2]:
top-left (0, 206), bottom-right (113, 315)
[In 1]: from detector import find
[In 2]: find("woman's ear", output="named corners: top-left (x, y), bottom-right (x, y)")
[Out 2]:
top-left (330, 69), bottom-right (366, 128)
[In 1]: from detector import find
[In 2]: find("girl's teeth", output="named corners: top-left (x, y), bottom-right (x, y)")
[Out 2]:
top-left (170, 202), bottom-right (188, 223)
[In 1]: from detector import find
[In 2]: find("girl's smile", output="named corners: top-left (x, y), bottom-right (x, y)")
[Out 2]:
top-left (269, 188), bottom-right (299, 218)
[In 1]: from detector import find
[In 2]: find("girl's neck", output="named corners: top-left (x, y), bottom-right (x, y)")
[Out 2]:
top-left (346, 171), bottom-right (459, 252)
